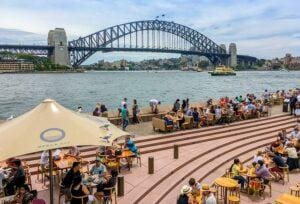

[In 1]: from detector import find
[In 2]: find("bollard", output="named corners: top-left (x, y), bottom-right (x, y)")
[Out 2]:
top-left (148, 156), bottom-right (154, 174)
top-left (117, 175), bottom-right (124, 196)
top-left (174, 144), bottom-right (179, 159)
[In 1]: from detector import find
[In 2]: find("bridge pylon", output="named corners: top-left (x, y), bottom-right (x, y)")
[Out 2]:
top-left (48, 28), bottom-right (70, 66)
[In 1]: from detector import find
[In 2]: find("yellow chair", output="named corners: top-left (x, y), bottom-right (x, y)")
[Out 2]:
top-left (279, 166), bottom-right (289, 184)
top-left (290, 186), bottom-right (300, 197)
top-left (71, 194), bottom-right (88, 204)
top-left (228, 195), bottom-right (240, 204)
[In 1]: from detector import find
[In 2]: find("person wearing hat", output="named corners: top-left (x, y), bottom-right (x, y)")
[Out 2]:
top-left (201, 184), bottom-right (216, 204)
top-left (177, 185), bottom-right (191, 204)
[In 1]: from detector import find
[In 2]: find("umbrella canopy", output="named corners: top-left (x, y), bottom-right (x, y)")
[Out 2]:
top-left (0, 99), bottom-right (128, 161)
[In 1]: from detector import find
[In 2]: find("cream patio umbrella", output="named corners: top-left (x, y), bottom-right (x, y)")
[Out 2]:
top-left (0, 99), bottom-right (128, 203)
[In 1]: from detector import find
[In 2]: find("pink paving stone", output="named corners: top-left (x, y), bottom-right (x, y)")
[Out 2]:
top-left (157, 136), bottom-right (287, 204)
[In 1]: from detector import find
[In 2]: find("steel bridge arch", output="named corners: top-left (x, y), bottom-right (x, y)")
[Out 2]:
top-left (68, 20), bottom-right (226, 66)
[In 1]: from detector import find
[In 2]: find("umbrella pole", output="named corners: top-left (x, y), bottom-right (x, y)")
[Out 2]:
top-left (49, 149), bottom-right (54, 204)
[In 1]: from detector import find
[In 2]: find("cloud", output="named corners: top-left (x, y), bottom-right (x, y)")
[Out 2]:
top-left (0, 0), bottom-right (299, 61)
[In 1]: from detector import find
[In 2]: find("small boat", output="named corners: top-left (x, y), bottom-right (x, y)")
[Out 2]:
top-left (210, 65), bottom-right (236, 76)
top-left (279, 68), bottom-right (289, 72)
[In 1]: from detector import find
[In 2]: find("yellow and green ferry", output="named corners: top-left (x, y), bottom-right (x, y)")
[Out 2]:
top-left (209, 65), bottom-right (236, 76)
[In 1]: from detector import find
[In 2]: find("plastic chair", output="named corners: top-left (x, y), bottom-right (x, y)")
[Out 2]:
top-left (290, 186), bottom-right (300, 197)
top-left (71, 194), bottom-right (88, 204)
top-left (279, 166), bottom-right (289, 184)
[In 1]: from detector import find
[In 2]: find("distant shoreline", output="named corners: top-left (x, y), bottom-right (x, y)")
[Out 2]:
top-left (0, 70), bottom-right (85, 74)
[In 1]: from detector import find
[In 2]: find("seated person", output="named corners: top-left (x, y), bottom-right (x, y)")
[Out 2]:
top-left (61, 162), bottom-right (82, 189)
top-left (253, 151), bottom-right (264, 163)
top-left (229, 158), bottom-right (247, 189)
top-left (100, 104), bottom-right (108, 115)
top-left (189, 189), bottom-right (200, 204)
top-left (52, 149), bottom-right (62, 160)
top-left (269, 152), bottom-right (286, 181)
top-left (188, 177), bottom-right (201, 190)
top-left (201, 184), bottom-right (217, 204)
top-left (163, 114), bottom-right (174, 126)
top-left (285, 143), bottom-right (299, 171)
top-left (71, 176), bottom-right (89, 204)
top-left (89, 159), bottom-right (107, 178)
top-left (66, 146), bottom-right (81, 159)
top-left (105, 146), bottom-right (115, 159)
top-left (248, 162), bottom-right (257, 175)
top-left (255, 160), bottom-right (270, 184)
top-left (12, 185), bottom-right (34, 204)
top-left (6, 159), bottom-right (26, 195)
top-left (5, 157), bottom-right (16, 168)
top-left (177, 185), bottom-right (191, 204)
top-left (93, 107), bottom-right (100, 117)
top-left (124, 136), bottom-right (139, 156)
top-left (95, 169), bottom-right (118, 200)
top-left (40, 151), bottom-right (49, 168)
top-left (290, 127), bottom-right (300, 140)
top-left (294, 138), bottom-right (300, 152)
top-left (176, 110), bottom-right (185, 129)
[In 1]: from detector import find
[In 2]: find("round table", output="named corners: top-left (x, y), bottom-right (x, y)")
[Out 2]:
top-left (214, 177), bottom-right (238, 204)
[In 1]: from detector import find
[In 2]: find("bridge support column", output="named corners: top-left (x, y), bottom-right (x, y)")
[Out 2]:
top-left (229, 43), bottom-right (237, 68)
top-left (48, 28), bottom-right (70, 66)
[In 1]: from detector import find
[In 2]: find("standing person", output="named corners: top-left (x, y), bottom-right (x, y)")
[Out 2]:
top-left (149, 99), bottom-right (161, 114)
top-left (121, 104), bottom-right (129, 131)
top-left (181, 100), bottom-right (187, 113)
top-left (173, 99), bottom-right (181, 112)
top-left (118, 98), bottom-right (127, 117)
top-left (290, 94), bottom-right (297, 116)
top-left (132, 99), bottom-right (140, 124)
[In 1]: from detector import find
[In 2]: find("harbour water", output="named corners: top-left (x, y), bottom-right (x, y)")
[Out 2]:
top-left (0, 70), bottom-right (299, 119)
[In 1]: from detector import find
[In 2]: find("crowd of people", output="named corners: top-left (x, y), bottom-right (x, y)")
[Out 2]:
top-left (88, 88), bottom-right (300, 132)
top-left (0, 158), bottom-right (45, 203)
top-left (228, 126), bottom-right (300, 195)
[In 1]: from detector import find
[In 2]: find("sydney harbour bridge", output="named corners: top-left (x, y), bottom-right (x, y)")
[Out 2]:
top-left (0, 20), bottom-right (257, 67)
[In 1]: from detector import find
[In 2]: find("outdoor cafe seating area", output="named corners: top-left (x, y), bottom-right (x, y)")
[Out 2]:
top-left (0, 138), bottom-right (141, 203)
top-left (152, 95), bottom-right (273, 133)
top-left (178, 127), bottom-right (300, 204)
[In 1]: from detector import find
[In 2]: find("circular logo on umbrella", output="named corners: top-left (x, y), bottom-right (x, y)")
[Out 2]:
top-left (40, 128), bottom-right (65, 142)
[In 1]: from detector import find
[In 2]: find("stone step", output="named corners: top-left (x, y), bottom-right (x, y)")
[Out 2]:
top-left (118, 124), bottom-right (294, 204)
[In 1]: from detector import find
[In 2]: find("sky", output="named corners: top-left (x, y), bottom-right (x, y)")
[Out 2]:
top-left (0, 0), bottom-right (300, 63)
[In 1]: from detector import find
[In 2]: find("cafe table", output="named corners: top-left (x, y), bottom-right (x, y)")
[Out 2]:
top-left (214, 177), bottom-right (238, 204)
top-left (275, 193), bottom-right (300, 204)
top-left (54, 154), bottom-right (78, 170)
top-left (117, 150), bottom-right (135, 170)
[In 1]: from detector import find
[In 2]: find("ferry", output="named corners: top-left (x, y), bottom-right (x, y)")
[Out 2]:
top-left (209, 65), bottom-right (236, 76)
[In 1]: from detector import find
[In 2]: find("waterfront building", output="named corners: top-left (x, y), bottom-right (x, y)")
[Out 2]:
top-left (0, 59), bottom-right (34, 73)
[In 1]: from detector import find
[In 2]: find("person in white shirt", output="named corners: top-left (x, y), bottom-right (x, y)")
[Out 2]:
top-left (40, 151), bottom-right (49, 167)
top-left (53, 149), bottom-right (62, 160)
top-left (290, 127), bottom-right (300, 139)
top-left (215, 106), bottom-right (222, 120)
top-left (253, 151), bottom-right (264, 163)
top-left (285, 143), bottom-right (299, 171)
top-left (149, 99), bottom-right (161, 113)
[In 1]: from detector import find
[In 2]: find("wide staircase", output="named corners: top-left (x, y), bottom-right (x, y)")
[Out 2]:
top-left (17, 113), bottom-right (296, 203)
